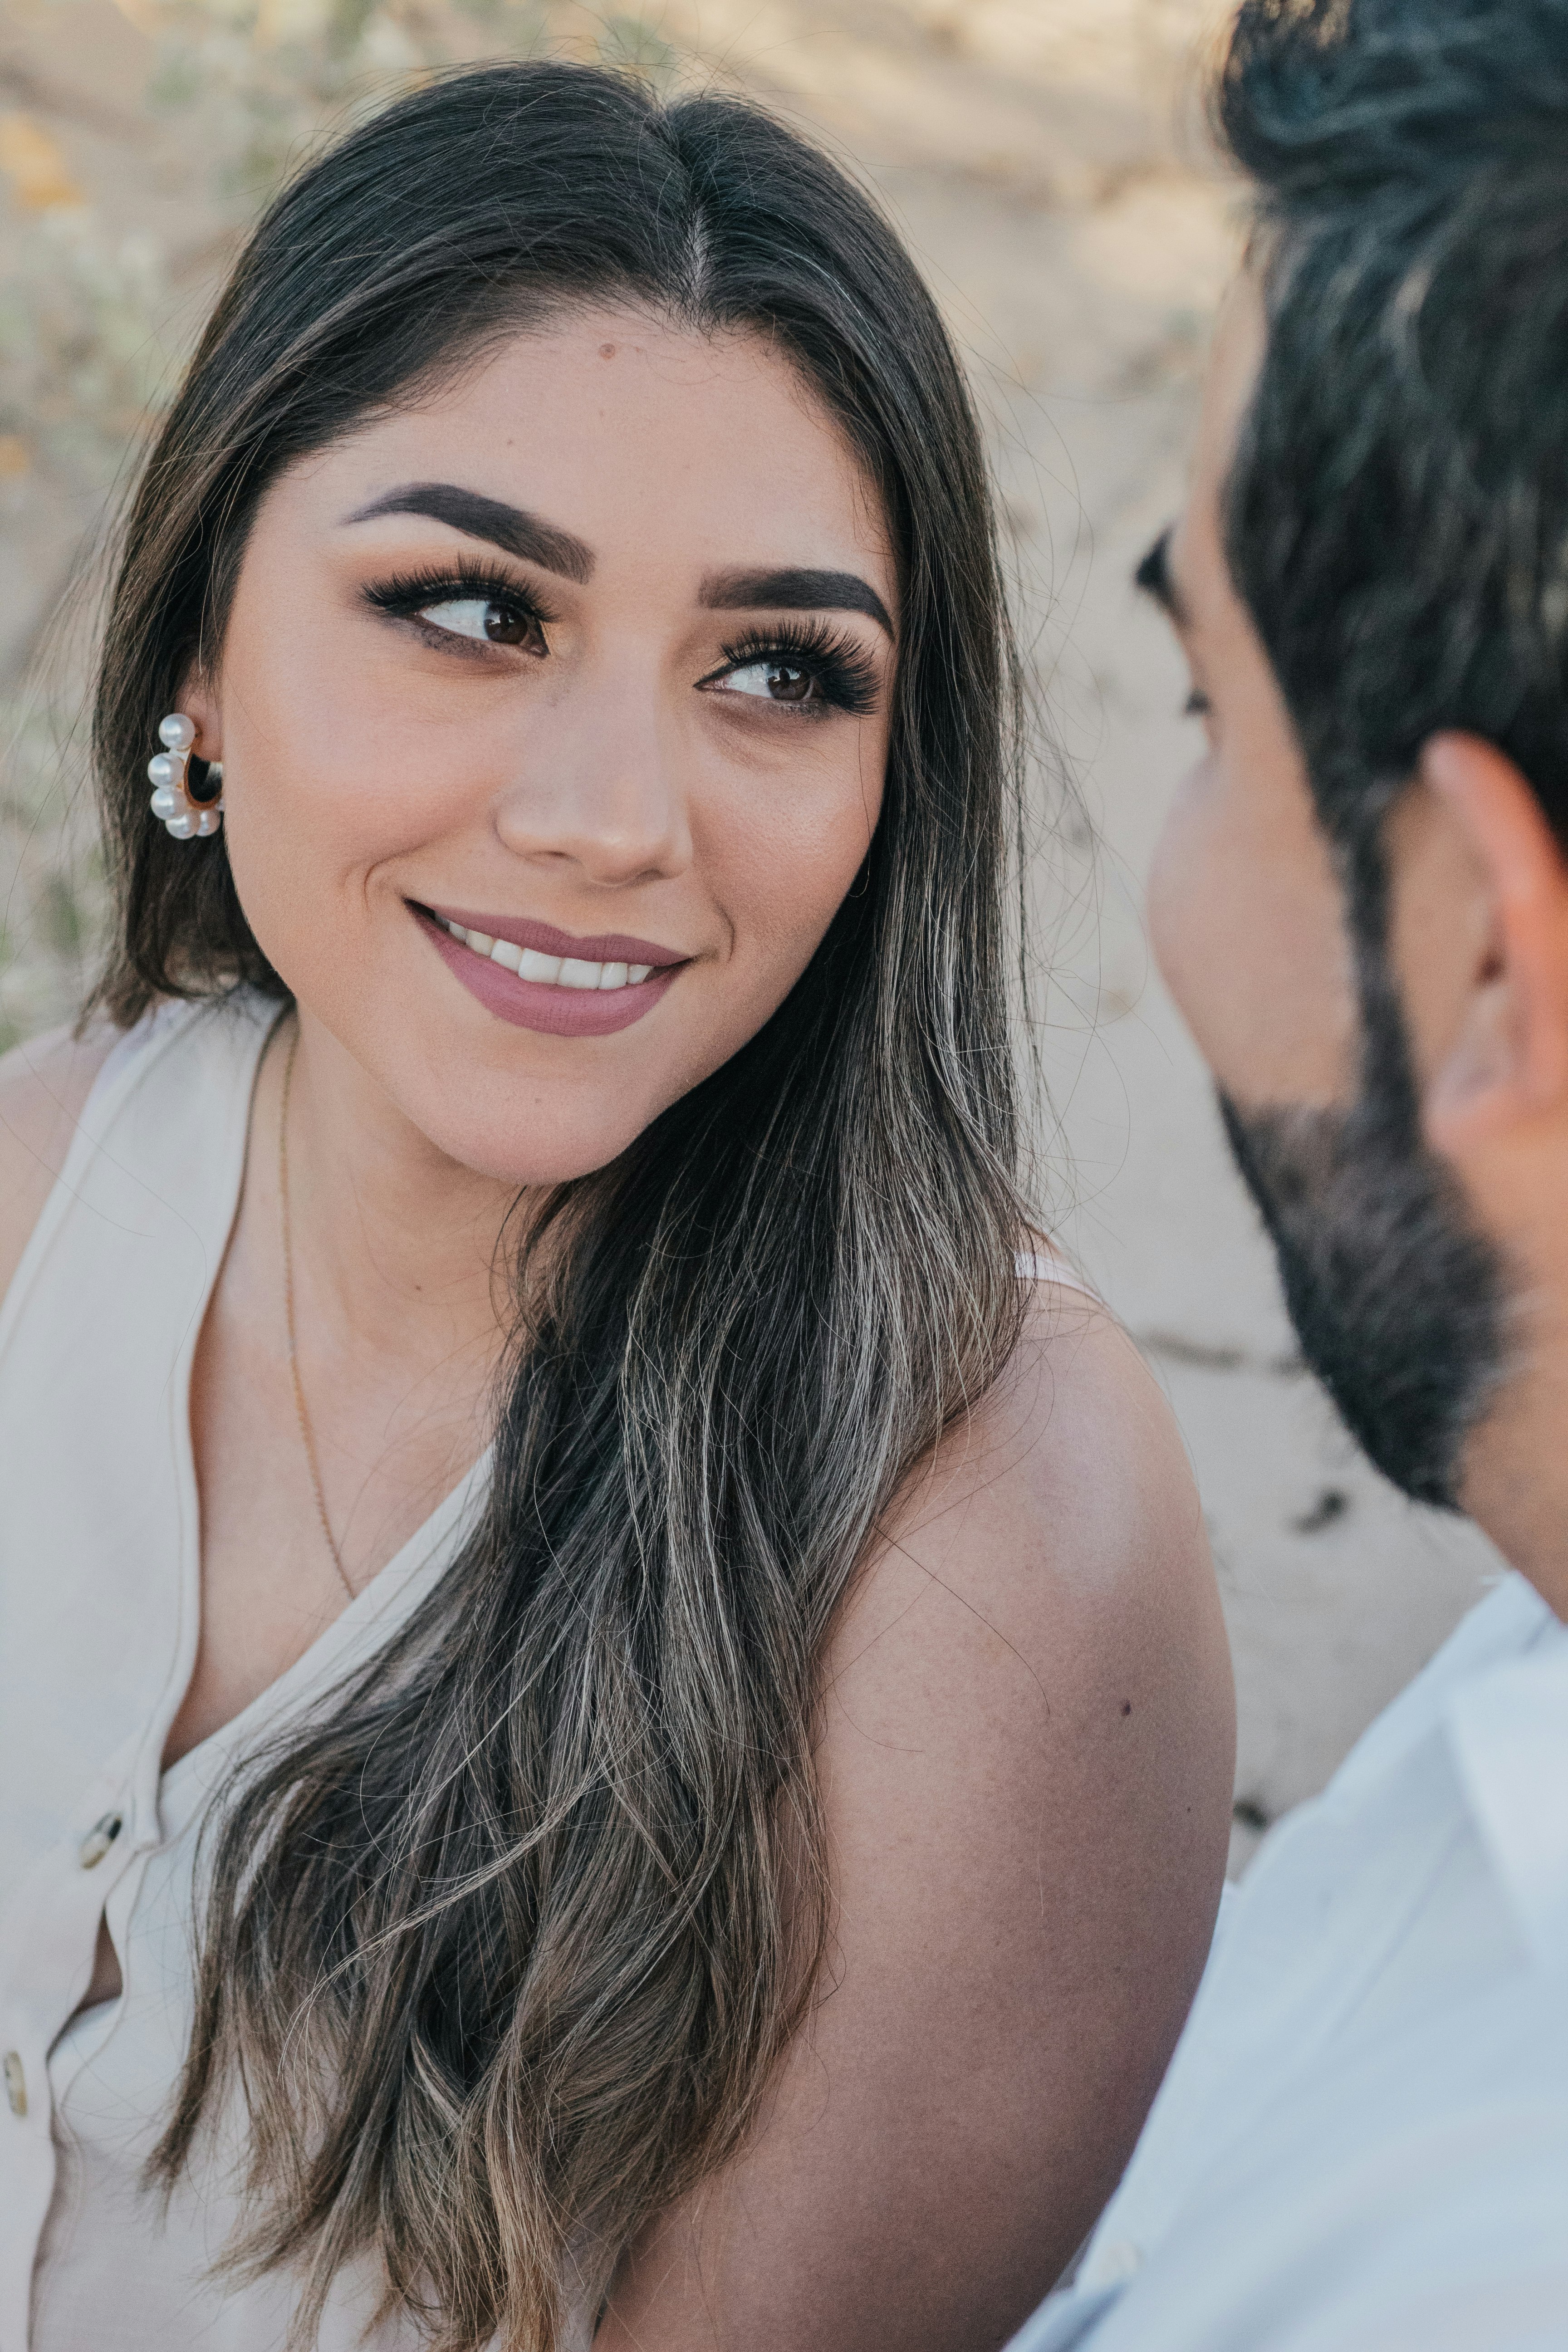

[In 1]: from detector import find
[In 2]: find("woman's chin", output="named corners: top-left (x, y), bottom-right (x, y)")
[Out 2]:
top-left (405, 1098), bottom-right (660, 1191)
top-left (298, 997), bottom-right (682, 1189)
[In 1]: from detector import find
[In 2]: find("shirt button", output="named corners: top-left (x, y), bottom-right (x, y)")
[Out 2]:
top-left (3, 2053), bottom-right (26, 2118)
top-left (1094, 2240), bottom-right (1145, 2285)
top-left (78, 1813), bottom-right (124, 1870)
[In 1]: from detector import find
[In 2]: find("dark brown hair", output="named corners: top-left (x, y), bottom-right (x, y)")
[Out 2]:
top-left (1208, 0), bottom-right (1529, 1499)
top-left (93, 60), bottom-right (1031, 2350)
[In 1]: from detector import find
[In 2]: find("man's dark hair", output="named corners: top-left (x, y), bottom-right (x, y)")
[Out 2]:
top-left (1193, 0), bottom-right (1558, 1504)
top-left (1219, 0), bottom-right (1568, 886)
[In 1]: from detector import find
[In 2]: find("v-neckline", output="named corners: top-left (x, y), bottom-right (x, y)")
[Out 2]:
top-left (156, 997), bottom-right (494, 1816)
top-left (159, 1450), bottom-right (491, 1825)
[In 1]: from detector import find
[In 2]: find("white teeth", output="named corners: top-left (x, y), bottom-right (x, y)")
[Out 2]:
top-left (435, 912), bottom-right (664, 990)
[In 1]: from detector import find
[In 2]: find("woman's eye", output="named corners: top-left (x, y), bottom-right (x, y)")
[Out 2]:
top-left (717, 658), bottom-right (822, 706)
top-left (417, 597), bottom-right (541, 650)
top-left (1185, 687), bottom-right (1213, 719)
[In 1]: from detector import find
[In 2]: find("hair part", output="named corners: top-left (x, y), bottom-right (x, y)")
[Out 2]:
top-left (98, 60), bottom-right (1034, 2350)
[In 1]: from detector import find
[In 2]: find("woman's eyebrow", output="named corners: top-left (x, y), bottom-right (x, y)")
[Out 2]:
top-left (701, 566), bottom-right (895, 640)
top-left (342, 482), bottom-right (596, 583)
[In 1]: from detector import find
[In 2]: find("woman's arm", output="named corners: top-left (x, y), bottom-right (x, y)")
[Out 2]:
top-left (597, 1289), bottom-right (1235, 2352)
top-left (0, 1024), bottom-right (116, 1305)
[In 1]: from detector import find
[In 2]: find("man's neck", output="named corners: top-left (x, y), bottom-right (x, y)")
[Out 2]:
top-left (1463, 1352), bottom-right (1568, 1622)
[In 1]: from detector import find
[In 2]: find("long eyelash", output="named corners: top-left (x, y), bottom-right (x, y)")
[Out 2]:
top-left (716, 617), bottom-right (881, 716)
top-left (362, 559), bottom-right (555, 627)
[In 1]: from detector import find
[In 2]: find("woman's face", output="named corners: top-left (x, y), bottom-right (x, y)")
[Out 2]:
top-left (194, 311), bottom-right (897, 1181)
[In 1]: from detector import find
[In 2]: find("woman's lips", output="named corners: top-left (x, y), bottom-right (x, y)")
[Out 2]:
top-left (414, 905), bottom-right (685, 1037)
top-left (427, 906), bottom-right (685, 968)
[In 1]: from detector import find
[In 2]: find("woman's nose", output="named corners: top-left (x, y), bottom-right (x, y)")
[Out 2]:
top-left (490, 663), bottom-right (694, 887)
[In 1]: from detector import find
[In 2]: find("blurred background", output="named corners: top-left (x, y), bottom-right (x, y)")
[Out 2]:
top-left (0, 0), bottom-right (1506, 1870)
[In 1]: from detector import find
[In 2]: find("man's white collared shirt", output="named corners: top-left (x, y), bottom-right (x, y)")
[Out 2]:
top-left (1009, 1571), bottom-right (1568, 2352)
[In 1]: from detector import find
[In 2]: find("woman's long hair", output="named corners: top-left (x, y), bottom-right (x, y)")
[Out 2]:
top-left (92, 61), bottom-right (1031, 2352)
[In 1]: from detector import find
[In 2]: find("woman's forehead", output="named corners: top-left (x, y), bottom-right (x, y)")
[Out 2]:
top-left (274, 309), bottom-right (897, 590)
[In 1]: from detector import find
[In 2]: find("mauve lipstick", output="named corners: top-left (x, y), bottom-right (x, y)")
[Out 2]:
top-left (412, 903), bottom-right (689, 1038)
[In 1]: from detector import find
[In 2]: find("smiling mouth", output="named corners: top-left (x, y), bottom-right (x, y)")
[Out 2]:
top-left (424, 911), bottom-right (669, 993)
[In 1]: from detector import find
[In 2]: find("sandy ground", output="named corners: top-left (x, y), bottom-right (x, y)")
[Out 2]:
top-left (0, 0), bottom-right (1506, 1872)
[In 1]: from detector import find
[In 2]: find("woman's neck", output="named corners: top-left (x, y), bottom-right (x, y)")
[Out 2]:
top-left (279, 1005), bottom-right (520, 1382)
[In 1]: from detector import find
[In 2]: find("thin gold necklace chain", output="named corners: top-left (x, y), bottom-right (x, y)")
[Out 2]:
top-left (279, 1023), bottom-right (356, 1603)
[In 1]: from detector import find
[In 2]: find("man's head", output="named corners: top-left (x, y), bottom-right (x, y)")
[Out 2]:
top-left (1146, 0), bottom-right (1568, 1561)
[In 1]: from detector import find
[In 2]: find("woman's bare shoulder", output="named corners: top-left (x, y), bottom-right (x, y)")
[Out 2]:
top-left (0, 1022), bottom-right (118, 1304)
top-left (848, 1283), bottom-right (1237, 1944)
top-left (811, 1284), bottom-right (1235, 2304)
top-left (603, 1293), bottom-right (1236, 2352)
top-left (866, 1279), bottom-right (1228, 1710)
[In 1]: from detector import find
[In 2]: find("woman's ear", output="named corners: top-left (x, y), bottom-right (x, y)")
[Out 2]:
top-left (175, 674), bottom-right (222, 764)
top-left (1411, 732), bottom-right (1568, 1161)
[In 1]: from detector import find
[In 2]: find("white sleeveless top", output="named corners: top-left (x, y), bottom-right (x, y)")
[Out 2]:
top-left (0, 993), bottom-right (1094, 2350)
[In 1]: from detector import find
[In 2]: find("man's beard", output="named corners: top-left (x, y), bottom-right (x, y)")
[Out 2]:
top-left (1218, 969), bottom-right (1510, 1510)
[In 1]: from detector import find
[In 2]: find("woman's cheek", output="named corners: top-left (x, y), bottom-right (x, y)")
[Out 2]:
top-left (219, 771), bottom-right (403, 1018)
top-left (701, 772), bottom-right (872, 985)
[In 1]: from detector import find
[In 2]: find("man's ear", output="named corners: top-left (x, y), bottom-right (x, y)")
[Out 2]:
top-left (1414, 732), bottom-right (1568, 1159)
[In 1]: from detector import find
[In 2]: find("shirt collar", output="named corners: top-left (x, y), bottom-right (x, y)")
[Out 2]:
top-left (1446, 1601), bottom-right (1568, 1971)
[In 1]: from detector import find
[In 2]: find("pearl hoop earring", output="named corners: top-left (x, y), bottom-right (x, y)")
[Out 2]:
top-left (147, 713), bottom-right (224, 840)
